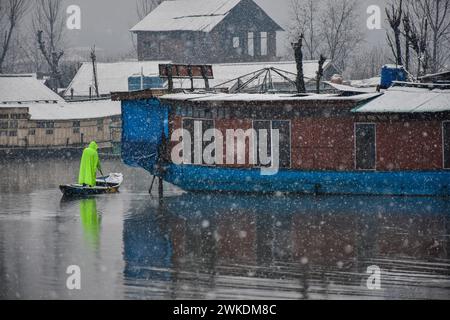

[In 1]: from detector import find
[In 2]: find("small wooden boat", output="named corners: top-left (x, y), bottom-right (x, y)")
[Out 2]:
top-left (59, 173), bottom-right (123, 197)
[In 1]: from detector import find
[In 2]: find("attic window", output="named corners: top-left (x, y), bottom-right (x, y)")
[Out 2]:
top-left (233, 37), bottom-right (240, 48)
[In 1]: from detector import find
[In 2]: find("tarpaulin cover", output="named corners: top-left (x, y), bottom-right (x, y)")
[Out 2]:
top-left (121, 98), bottom-right (168, 174)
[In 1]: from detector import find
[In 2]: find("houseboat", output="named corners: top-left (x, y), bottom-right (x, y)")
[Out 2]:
top-left (114, 81), bottom-right (450, 196)
top-left (0, 74), bottom-right (122, 157)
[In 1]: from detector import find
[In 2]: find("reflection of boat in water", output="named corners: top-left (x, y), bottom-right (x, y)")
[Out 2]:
top-left (59, 173), bottom-right (123, 197)
top-left (122, 193), bottom-right (450, 299)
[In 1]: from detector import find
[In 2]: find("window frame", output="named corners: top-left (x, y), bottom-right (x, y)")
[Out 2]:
top-left (443, 121), bottom-right (450, 170)
top-left (354, 122), bottom-right (377, 171)
top-left (252, 119), bottom-right (292, 169)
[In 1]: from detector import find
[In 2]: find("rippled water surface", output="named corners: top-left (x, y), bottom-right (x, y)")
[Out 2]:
top-left (0, 158), bottom-right (449, 299)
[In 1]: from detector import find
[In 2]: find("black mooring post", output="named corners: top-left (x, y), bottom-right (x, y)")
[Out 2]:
top-left (166, 64), bottom-right (173, 93)
top-left (149, 175), bottom-right (156, 194)
top-left (201, 65), bottom-right (210, 91)
top-left (158, 176), bottom-right (164, 205)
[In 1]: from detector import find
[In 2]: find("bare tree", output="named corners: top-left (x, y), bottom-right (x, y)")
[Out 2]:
top-left (290, 0), bottom-right (321, 60)
top-left (0, 0), bottom-right (30, 73)
top-left (348, 45), bottom-right (391, 80)
top-left (386, 0), bottom-right (403, 66)
top-left (417, 0), bottom-right (450, 73)
top-left (319, 0), bottom-right (363, 72)
top-left (33, 0), bottom-right (65, 90)
top-left (316, 54), bottom-right (326, 93)
top-left (292, 34), bottom-right (306, 93)
top-left (403, 2), bottom-right (431, 77)
top-left (136, 0), bottom-right (163, 20)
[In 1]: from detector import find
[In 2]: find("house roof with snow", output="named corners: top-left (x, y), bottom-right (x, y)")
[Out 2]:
top-left (0, 74), bottom-right (64, 103)
top-left (131, 0), bottom-right (283, 33)
top-left (2, 100), bottom-right (121, 121)
top-left (353, 82), bottom-right (450, 113)
top-left (64, 60), bottom-right (171, 97)
top-left (0, 75), bottom-right (120, 120)
top-left (65, 60), bottom-right (337, 97)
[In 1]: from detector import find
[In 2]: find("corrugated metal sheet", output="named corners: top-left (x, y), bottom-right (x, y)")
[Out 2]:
top-left (353, 85), bottom-right (450, 113)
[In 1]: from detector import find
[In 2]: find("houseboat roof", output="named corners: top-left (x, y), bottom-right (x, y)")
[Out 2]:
top-left (131, 0), bottom-right (282, 33)
top-left (0, 75), bottom-right (64, 103)
top-left (353, 83), bottom-right (450, 113)
top-left (64, 60), bottom-right (171, 97)
top-left (70, 60), bottom-right (334, 97)
top-left (159, 92), bottom-right (381, 103)
top-left (1, 99), bottom-right (121, 121)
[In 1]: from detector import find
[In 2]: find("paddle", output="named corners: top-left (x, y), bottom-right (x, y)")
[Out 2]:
top-left (99, 169), bottom-right (107, 186)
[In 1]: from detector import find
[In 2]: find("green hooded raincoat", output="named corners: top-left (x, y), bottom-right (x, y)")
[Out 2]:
top-left (78, 141), bottom-right (101, 187)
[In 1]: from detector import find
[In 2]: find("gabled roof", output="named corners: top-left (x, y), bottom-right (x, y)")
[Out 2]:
top-left (130, 0), bottom-right (281, 33)
top-left (0, 75), bottom-right (64, 103)
top-left (353, 83), bottom-right (450, 113)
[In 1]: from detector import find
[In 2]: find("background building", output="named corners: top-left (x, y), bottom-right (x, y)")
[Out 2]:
top-left (131, 0), bottom-right (284, 63)
top-left (0, 75), bottom-right (121, 151)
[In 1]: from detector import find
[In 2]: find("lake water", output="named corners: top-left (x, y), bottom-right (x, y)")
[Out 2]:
top-left (0, 158), bottom-right (449, 300)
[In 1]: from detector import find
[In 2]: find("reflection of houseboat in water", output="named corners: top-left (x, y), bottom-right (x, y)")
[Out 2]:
top-left (114, 79), bottom-right (450, 196)
top-left (122, 194), bottom-right (450, 299)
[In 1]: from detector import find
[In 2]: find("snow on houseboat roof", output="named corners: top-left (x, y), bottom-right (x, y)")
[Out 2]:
top-left (65, 60), bottom-right (332, 97)
top-left (160, 92), bottom-right (381, 103)
top-left (353, 83), bottom-right (450, 113)
top-left (64, 60), bottom-right (171, 97)
top-left (131, 0), bottom-right (249, 33)
top-left (3, 100), bottom-right (121, 120)
top-left (323, 81), bottom-right (378, 93)
top-left (0, 75), bottom-right (64, 103)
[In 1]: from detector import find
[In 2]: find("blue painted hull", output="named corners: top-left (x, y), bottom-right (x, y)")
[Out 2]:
top-left (159, 164), bottom-right (450, 197)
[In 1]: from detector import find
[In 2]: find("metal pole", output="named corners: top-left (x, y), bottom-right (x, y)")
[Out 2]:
top-left (158, 176), bottom-right (163, 205)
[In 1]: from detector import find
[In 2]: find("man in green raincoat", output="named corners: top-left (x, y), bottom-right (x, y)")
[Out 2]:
top-left (78, 141), bottom-right (102, 187)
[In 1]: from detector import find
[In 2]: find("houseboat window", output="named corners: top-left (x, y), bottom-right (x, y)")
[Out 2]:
top-left (98, 126), bottom-right (103, 132)
top-left (73, 121), bottom-right (80, 127)
top-left (182, 118), bottom-right (215, 165)
top-left (254, 120), bottom-right (271, 167)
top-left (260, 32), bottom-right (268, 56)
top-left (273, 120), bottom-right (291, 168)
top-left (28, 129), bottom-right (36, 135)
top-left (0, 114), bottom-right (8, 119)
top-left (444, 122), bottom-right (450, 169)
top-left (9, 120), bottom-right (18, 129)
top-left (233, 37), bottom-right (240, 48)
top-left (248, 32), bottom-right (254, 56)
top-left (0, 121), bottom-right (8, 129)
top-left (9, 130), bottom-right (17, 137)
top-left (355, 123), bottom-right (376, 170)
top-left (11, 113), bottom-right (27, 119)
top-left (0, 130), bottom-right (7, 136)
top-left (46, 129), bottom-right (54, 135)
top-left (73, 128), bottom-right (80, 134)
top-left (253, 120), bottom-right (291, 168)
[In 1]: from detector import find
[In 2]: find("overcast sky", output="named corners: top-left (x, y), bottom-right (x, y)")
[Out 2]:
top-left (61, 0), bottom-right (389, 58)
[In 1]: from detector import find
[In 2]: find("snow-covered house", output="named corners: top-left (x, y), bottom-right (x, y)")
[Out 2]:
top-left (131, 0), bottom-right (284, 63)
top-left (0, 74), bottom-right (121, 150)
